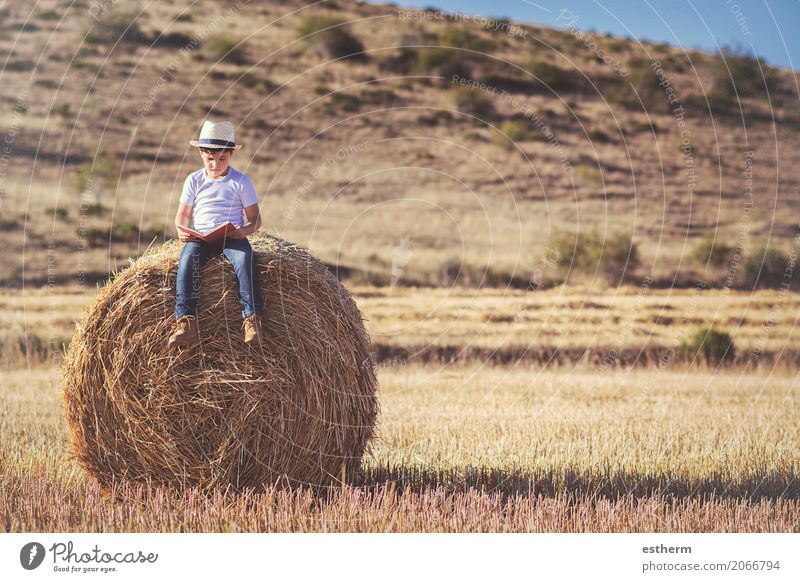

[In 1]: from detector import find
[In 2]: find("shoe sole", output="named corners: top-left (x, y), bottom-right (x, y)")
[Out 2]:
top-left (168, 339), bottom-right (199, 348)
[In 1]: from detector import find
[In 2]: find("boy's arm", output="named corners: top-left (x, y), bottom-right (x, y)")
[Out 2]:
top-left (229, 203), bottom-right (261, 239)
top-left (175, 203), bottom-right (194, 241)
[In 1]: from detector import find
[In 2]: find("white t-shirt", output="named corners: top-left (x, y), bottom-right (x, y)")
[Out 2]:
top-left (179, 166), bottom-right (258, 233)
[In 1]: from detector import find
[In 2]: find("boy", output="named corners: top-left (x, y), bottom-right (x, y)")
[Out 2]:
top-left (168, 120), bottom-right (264, 349)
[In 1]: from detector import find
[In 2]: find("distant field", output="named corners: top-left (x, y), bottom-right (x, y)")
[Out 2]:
top-left (2, 285), bottom-right (799, 366)
top-left (1, 362), bottom-right (797, 532)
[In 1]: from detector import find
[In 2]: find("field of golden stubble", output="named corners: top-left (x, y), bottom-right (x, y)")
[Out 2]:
top-left (5, 284), bottom-right (800, 364)
top-left (1, 286), bottom-right (798, 532)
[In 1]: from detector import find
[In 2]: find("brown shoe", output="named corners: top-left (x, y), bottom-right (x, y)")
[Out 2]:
top-left (243, 315), bottom-right (263, 345)
top-left (168, 315), bottom-right (199, 348)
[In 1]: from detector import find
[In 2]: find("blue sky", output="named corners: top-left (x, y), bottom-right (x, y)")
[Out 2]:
top-left (395, 0), bottom-right (800, 70)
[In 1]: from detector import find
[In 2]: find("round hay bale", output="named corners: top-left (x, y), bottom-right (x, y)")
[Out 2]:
top-left (62, 233), bottom-right (378, 491)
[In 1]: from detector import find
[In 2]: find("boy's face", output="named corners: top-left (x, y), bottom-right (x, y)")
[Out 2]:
top-left (200, 147), bottom-right (233, 178)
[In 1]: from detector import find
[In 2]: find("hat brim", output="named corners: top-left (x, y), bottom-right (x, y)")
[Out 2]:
top-left (189, 140), bottom-right (243, 150)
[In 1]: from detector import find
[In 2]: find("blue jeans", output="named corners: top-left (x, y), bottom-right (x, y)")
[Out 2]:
top-left (175, 238), bottom-right (264, 319)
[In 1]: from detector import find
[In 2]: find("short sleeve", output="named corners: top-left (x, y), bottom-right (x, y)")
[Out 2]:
top-left (238, 174), bottom-right (258, 207)
top-left (179, 174), bottom-right (196, 206)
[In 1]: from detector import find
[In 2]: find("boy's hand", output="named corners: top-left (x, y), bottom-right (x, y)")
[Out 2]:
top-left (178, 231), bottom-right (194, 242)
top-left (227, 225), bottom-right (247, 239)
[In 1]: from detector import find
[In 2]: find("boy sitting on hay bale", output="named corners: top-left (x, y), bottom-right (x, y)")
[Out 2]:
top-left (169, 120), bottom-right (264, 349)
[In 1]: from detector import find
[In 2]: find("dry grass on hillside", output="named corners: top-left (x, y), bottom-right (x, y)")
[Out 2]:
top-left (1, 0), bottom-right (799, 286)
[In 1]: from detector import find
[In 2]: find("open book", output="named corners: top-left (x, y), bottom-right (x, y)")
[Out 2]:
top-left (177, 222), bottom-right (239, 245)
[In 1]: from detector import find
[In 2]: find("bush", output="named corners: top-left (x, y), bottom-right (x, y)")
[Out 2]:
top-left (84, 10), bottom-right (149, 46)
top-left (628, 120), bottom-right (659, 134)
top-left (680, 327), bottom-right (735, 366)
top-left (601, 231), bottom-right (640, 283)
top-left (743, 246), bottom-right (790, 289)
top-left (240, 73), bottom-right (271, 92)
top-left (84, 203), bottom-right (106, 216)
top-left (204, 34), bottom-right (249, 65)
top-left (0, 217), bottom-right (19, 230)
top-left (46, 207), bottom-right (69, 221)
top-left (710, 45), bottom-right (779, 99)
top-left (492, 118), bottom-right (542, 147)
top-left (587, 129), bottom-right (611, 143)
top-left (704, 89), bottom-right (732, 114)
top-left (72, 61), bottom-right (103, 74)
top-left (576, 165), bottom-right (603, 184)
top-left (439, 27), bottom-right (496, 53)
top-left (153, 31), bottom-right (194, 49)
top-left (415, 47), bottom-right (472, 77)
top-left (451, 86), bottom-right (495, 118)
top-left (321, 92), bottom-right (359, 114)
top-left (691, 234), bottom-right (734, 267)
top-left (418, 110), bottom-right (454, 126)
top-left (6, 60), bottom-right (35, 72)
top-left (55, 103), bottom-right (71, 118)
top-left (376, 47), bottom-right (418, 74)
top-left (359, 88), bottom-right (397, 105)
top-left (524, 57), bottom-right (583, 92)
top-left (82, 227), bottom-right (108, 248)
top-left (16, 22), bottom-right (40, 32)
top-left (74, 148), bottom-right (120, 206)
top-left (34, 9), bottom-right (60, 20)
top-left (296, 15), bottom-right (366, 60)
top-left (115, 222), bottom-right (140, 241)
top-left (604, 59), bottom-right (665, 111)
top-left (552, 230), bottom-right (639, 283)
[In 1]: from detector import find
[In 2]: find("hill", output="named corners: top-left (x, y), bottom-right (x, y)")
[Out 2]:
top-left (1, 0), bottom-right (799, 288)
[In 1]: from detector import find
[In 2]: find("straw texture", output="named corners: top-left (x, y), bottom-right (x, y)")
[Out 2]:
top-left (62, 233), bottom-right (378, 491)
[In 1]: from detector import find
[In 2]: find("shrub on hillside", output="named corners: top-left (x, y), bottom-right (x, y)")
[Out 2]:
top-left (450, 86), bottom-right (495, 118)
top-left (743, 246), bottom-right (791, 289)
top-left (297, 15), bottom-right (366, 61)
top-left (153, 31), bottom-right (194, 49)
top-left (690, 234), bottom-right (734, 267)
top-left (45, 207), bottom-right (68, 221)
top-left (115, 222), bottom-right (140, 242)
top-left (601, 230), bottom-right (640, 283)
top-left (587, 129), bottom-right (612, 143)
top-left (204, 34), bottom-right (249, 65)
top-left (418, 109), bottom-right (454, 126)
top-left (494, 119), bottom-right (530, 146)
top-left (74, 148), bottom-right (120, 206)
top-left (680, 327), bottom-right (735, 366)
top-left (321, 92), bottom-right (359, 114)
top-left (376, 48), bottom-right (417, 74)
top-left (710, 45), bottom-right (780, 99)
top-left (604, 59), bottom-right (666, 111)
top-left (34, 9), bottom-right (59, 20)
top-left (0, 217), bottom-right (20, 230)
top-left (415, 47), bottom-right (473, 78)
top-left (524, 57), bottom-right (583, 92)
top-left (552, 230), bottom-right (639, 283)
top-left (439, 27), bottom-right (496, 53)
top-left (84, 10), bottom-right (149, 46)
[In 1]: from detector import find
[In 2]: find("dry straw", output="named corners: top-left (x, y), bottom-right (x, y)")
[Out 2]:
top-left (62, 233), bottom-right (379, 491)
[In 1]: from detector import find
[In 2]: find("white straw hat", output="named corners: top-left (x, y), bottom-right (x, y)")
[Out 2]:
top-left (189, 120), bottom-right (243, 150)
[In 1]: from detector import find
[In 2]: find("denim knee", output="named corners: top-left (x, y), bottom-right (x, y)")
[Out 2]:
top-left (175, 241), bottom-right (208, 318)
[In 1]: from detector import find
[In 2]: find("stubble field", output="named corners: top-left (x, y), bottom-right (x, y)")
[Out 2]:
top-left (1, 286), bottom-right (798, 532)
